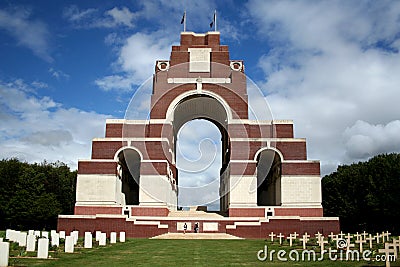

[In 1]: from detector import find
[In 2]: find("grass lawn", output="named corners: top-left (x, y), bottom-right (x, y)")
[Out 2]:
top-left (3, 235), bottom-right (399, 267)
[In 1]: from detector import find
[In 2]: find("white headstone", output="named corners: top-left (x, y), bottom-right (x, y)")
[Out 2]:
top-left (51, 233), bottom-right (59, 247)
top-left (5, 229), bottom-right (11, 240)
top-left (28, 230), bottom-right (34, 235)
top-left (0, 238), bottom-right (2, 242)
top-left (34, 231), bottom-right (41, 238)
top-left (37, 238), bottom-right (49, 259)
top-left (59, 231), bottom-right (66, 239)
top-left (50, 230), bottom-right (56, 237)
top-left (110, 232), bottom-right (117, 244)
top-left (0, 242), bottom-right (9, 267)
top-left (119, 232), bottom-right (126, 243)
top-left (95, 231), bottom-right (101, 242)
top-left (42, 231), bottom-right (49, 239)
top-left (99, 233), bottom-right (106, 246)
top-left (18, 232), bottom-right (27, 247)
top-left (26, 234), bottom-right (36, 252)
top-left (64, 236), bottom-right (74, 253)
top-left (71, 231), bottom-right (79, 245)
top-left (84, 232), bottom-right (92, 249)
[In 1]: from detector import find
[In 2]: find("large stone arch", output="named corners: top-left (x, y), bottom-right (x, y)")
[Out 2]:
top-left (168, 93), bottom-right (231, 211)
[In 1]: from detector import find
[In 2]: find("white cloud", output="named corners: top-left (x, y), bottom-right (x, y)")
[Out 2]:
top-left (0, 8), bottom-right (52, 62)
top-left (118, 32), bottom-right (172, 83)
top-left (344, 120), bottom-right (400, 160)
top-left (63, 5), bottom-right (136, 29)
top-left (106, 7), bottom-right (136, 27)
top-left (49, 68), bottom-right (70, 80)
top-left (0, 79), bottom-right (111, 169)
top-left (176, 120), bottom-right (222, 208)
top-left (95, 75), bottom-right (135, 92)
top-left (247, 0), bottom-right (400, 175)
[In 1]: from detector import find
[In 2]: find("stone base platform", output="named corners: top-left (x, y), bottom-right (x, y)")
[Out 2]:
top-left (58, 210), bottom-right (339, 239)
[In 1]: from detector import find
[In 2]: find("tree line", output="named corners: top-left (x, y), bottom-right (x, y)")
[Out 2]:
top-left (0, 159), bottom-right (76, 230)
top-left (0, 154), bottom-right (398, 233)
top-left (322, 153), bottom-right (400, 234)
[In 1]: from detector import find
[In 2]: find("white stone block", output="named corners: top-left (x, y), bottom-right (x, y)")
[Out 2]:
top-left (64, 236), bottom-right (74, 253)
top-left (0, 242), bottom-right (10, 267)
top-left (110, 232), bottom-right (117, 244)
top-left (59, 231), bottom-right (66, 239)
top-left (203, 222), bottom-right (218, 232)
top-left (26, 235), bottom-right (36, 252)
top-left (84, 232), bottom-right (92, 249)
top-left (18, 232), bottom-right (27, 247)
top-left (51, 233), bottom-right (59, 247)
top-left (71, 231), bottom-right (79, 245)
top-left (42, 231), bottom-right (49, 239)
top-left (5, 229), bottom-right (11, 240)
top-left (99, 233), bottom-right (106, 246)
top-left (34, 231), bottom-right (41, 238)
top-left (119, 232), bottom-right (125, 243)
top-left (37, 238), bottom-right (49, 259)
top-left (95, 231), bottom-right (101, 241)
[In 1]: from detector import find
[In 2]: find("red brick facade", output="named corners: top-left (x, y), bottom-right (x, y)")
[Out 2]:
top-left (59, 31), bottom-right (340, 238)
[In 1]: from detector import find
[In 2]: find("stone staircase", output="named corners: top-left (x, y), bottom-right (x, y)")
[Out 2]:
top-left (168, 207), bottom-right (224, 219)
top-left (151, 233), bottom-right (243, 239)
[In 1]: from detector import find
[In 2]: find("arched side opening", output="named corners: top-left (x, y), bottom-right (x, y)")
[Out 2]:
top-left (257, 149), bottom-right (282, 206)
top-left (117, 148), bottom-right (140, 205)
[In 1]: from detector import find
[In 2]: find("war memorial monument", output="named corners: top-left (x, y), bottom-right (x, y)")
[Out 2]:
top-left (57, 31), bottom-right (340, 238)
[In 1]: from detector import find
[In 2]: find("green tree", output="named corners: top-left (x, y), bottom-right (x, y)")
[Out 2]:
top-left (0, 158), bottom-right (76, 230)
top-left (322, 153), bottom-right (400, 234)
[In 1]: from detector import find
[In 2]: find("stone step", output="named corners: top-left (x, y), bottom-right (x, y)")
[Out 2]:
top-left (168, 211), bottom-right (224, 218)
top-left (151, 233), bottom-right (243, 239)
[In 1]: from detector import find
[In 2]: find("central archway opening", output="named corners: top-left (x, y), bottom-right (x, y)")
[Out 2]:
top-left (176, 119), bottom-right (222, 211)
top-left (171, 93), bottom-right (231, 213)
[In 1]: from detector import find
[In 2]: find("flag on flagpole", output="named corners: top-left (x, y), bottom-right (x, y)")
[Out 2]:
top-left (210, 10), bottom-right (216, 30)
top-left (181, 12), bottom-right (185, 24)
top-left (181, 11), bottom-right (186, 32)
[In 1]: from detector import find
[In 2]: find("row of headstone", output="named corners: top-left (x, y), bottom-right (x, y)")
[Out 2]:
top-left (64, 231), bottom-right (126, 252)
top-left (2, 229), bottom-right (127, 264)
top-left (268, 231), bottom-right (398, 251)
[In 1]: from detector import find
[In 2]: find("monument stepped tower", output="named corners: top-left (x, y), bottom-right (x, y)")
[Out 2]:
top-left (58, 31), bottom-right (339, 238)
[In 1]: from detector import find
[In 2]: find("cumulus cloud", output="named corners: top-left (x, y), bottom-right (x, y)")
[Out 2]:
top-left (247, 0), bottom-right (400, 174)
top-left (0, 7), bottom-right (52, 62)
top-left (0, 79), bottom-right (111, 169)
top-left (344, 120), bottom-right (400, 160)
top-left (63, 5), bottom-right (137, 29)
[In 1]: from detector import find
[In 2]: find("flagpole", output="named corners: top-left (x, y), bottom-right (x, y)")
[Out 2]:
top-left (214, 10), bottom-right (217, 32)
top-left (184, 10), bottom-right (186, 32)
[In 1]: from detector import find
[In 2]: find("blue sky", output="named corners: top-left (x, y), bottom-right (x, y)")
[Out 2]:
top-left (1, 1), bottom-right (400, 208)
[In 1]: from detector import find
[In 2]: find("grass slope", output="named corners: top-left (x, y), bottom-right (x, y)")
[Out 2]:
top-left (6, 238), bottom-right (394, 267)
